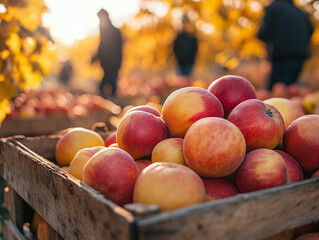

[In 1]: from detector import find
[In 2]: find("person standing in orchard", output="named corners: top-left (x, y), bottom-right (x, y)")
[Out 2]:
top-left (257, 0), bottom-right (314, 91)
top-left (92, 9), bottom-right (123, 98)
top-left (173, 15), bottom-right (198, 78)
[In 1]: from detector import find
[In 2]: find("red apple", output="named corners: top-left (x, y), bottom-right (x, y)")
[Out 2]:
top-left (151, 138), bottom-right (185, 165)
top-left (228, 99), bottom-right (285, 152)
top-left (284, 115), bottom-right (319, 171)
top-left (117, 111), bottom-right (169, 160)
top-left (183, 117), bottom-right (246, 178)
top-left (201, 178), bottom-right (238, 202)
top-left (125, 105), bottom-right (161, 117)
top-left (274, 150), bottom-right (303, 183)
top-left (133, 162), bottom-right (206, 211)
top-left (135, 159), bottom-right (152, 176)
top-left (83, 147), bottom-right (137, 206)
top-left (161, 87), bottom-right (224, 138)
top-left (207, 75), bottom-right (257, 117)
top-left (104, 131), bottom-right (117, 147)
top-left (236, 149), bottom-right (289, 193)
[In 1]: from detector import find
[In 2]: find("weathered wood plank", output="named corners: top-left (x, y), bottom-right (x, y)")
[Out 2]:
top-left (47, 223), bottom-right (63, 240)
top-left (136, 177), bottom-right (319, 240)
top-left (0, 138), bottom-right (136, 240)
top-left (0, 111), bottom-right (112, 138)
top-left (3, 220), bottom-right (26, 240)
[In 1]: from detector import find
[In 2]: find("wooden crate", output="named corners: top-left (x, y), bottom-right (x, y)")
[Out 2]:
top-left (1, 136), bottom-right (319, 240)
top-left (0, 111), bottom-right (114, 138)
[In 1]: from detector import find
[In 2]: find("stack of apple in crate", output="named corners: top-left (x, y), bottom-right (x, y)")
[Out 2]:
top-left (49, 75), bottom-right (318, 240)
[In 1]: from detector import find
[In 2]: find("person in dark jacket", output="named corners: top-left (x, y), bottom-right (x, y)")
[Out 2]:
top-left (173, 16), bottom-right (198, 77)
top-left (92, 9), bottom-right (122, 97)
top-left (258, 0), bottom-right (314, 90)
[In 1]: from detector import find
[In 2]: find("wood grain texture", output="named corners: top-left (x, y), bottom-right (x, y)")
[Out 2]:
top-left (136, 177), bottom-right (319, 240)
top-left (0, 137), bottom-right (135, 240)
top-left (0, 111), bottom-right (111, 138)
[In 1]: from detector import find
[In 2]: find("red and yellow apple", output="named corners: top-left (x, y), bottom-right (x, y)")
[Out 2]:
top-left (274, 150), bottom-right (303, 183)
top-left (133, 162), bottom-right (206, 211)
top-left (264, 97), bottom-right (305, 129)
top-left (183, 117), bottom-right (246, 178)
top-left (83, 148), bottom-right (137, 206)
top-left (161, 87), bottom-right (224, 137)
top-left (312, 170), bottom-right (319, 178)
top-left (117, 111), bottom-right (169, 160)
top-left (207, 75), bottom-right (257, 117)
top-left (201, 178), bottom-right (238, 202)
top-left (55, 127), bottom-right (105, 166)
top-left (151, 138), bottom-right (185, 165)
top-left (68, 146), bottom-right (106, 180)
top-left (284, 115), bottom-right (319, 171)
top-left (228, 99), bottom-right (285, 152)
top-left (236, 149), bottom-right (289, 193)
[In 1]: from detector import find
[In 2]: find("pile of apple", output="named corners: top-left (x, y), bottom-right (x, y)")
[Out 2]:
top-left (55, 75), bottom-right (319, 214)
top-left (6, 88), bottom-right (121, 120)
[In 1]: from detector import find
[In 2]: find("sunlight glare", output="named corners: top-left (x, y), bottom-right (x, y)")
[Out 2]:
top-left (43, 0), bottom-right (140, 46)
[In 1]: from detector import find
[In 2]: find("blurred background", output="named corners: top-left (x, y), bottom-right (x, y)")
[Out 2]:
top-left (1, 0), bottom-right (319, 124)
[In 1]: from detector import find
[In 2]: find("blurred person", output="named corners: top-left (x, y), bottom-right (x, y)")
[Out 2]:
top-left (59, 60), bottom-right (73, 86)
top-left (173, 15), bottom-right (198, 78)
top-left (258, 0), bottom-right (314, 91)
top-left (92, 9), bottom-right (123, 97)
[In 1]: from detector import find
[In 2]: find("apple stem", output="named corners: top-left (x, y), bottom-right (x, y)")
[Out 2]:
top-left (265, 108), bottom-right (273, 117)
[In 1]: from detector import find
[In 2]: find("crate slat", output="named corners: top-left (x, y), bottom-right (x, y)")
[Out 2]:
top-left (3, 220), bottom-right (26, 240)
top-left (0, 138), bottom-right (136, 240)
top-left (135, 177), bottom-right (319, 240)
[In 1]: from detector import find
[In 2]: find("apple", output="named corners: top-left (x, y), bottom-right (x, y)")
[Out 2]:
top-left (151, 138), bottom-right (185, 165)
top-left (37, 217), bottom-right (47, 240)
top-left (271, 82), bottom-right (289, 98)
top-left (236, 149), bottom-right (289, 193)
top-left (125, 105), bottom-right (161, 117)
top-left (274, 150), bottom-right (303, 183)
top-left (104, 131), bottom-right (117, 147)
top-left (201, 178), bottom-right (238, 202)
top-left (161, 87), bottom-right (224, 138)
top-left (83, 147), bottom-right (137, 206)
top-left (183, 117), bottom-right (246, 178)
top-left (228, 99), bottom-right (285, 152)
top-left (303, 92), bottom-right (319, 114)
top-left (256, 89), bottom-right (271, 101)
top-left (55, 127), bottom-right (105, 167)
top-left (284, 115), bottom-right (319, 171)
top-left (135, 159), bottom-right (152, 176)
top-left (295, 233), bottom-right (319, 240)
top-left (264, 98), bottom-right (305, 129)
top-left (68, 146), bottom-right (106, 180)
top-left (133, 162), bottom-right (206, 211)
top-left (207, 75), bottom-right (257, 117)
top-left (117, 111), bottom-right (169, 160)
